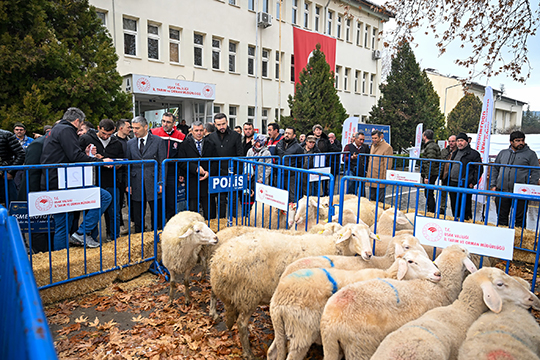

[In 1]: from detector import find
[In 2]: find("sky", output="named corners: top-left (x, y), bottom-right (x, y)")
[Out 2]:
top-left (377, 3), bottom-right (540, 111)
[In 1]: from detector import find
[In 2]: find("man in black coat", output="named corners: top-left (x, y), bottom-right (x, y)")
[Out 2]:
top-left (277, 126), bottom-right (304, 202)
top-left (448, 132), bottom-right (483, 220)
top-left (79, 119), bottom-right (125, 240)
top-left (0, 129), bottom-right (25, 205)
top-left (178, 121), bottom-right (218, 220)
top-left (343, 132), bottom-right (370, 196)
top-left (208, 113), bottom-right (243, 218)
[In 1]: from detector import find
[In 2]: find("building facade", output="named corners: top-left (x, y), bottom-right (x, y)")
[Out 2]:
top-left (89, 0), bottom-right (391, 133)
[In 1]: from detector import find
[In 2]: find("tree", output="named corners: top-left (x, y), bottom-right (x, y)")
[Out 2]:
top-left (0, 0), bottom-right (131, 134)
top-left (383, 0), bottom-right (538, 83)
top-left (446, 93), bottom-right (483, 135)
top-left (522, 106), bottom-right (540, 134)
top-left (368, 41), bottom-right (446, 152)
top-left (280, 44), bottom-right (347, 137)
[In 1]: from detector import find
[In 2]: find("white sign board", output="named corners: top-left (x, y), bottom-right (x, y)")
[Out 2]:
top-left (514, 183), bottom-right (540, 197)
top-left (28, 188), bottom-right (101, 216)
top-left (386, 170), bottom-right (421, 184)
top-left (255, 183), bottom-right (289, 211)
top-left (131, 74), bottom-right (216, 100)
top-left (415, 216), bottom-right (515, 260)
top-left (309, 167), bottom-right (331, 182)
top-left (58, 166), bottom-right (94, 189)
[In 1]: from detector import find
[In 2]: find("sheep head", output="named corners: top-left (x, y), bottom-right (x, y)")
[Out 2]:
top-left (393, 234), bottom-right (429, 258)
top-left (293, 196), bottom-right (322, 227)
top-left (396, 250), bottom-right (441, 282)
top-left (179, 221), bottom-right (218, 245)
top-left (434, 245), bottom-right (478, 274)
top-left (334, 223), bottom-right (376, 260)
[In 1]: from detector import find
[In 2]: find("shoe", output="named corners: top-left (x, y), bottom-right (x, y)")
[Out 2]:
top-left (69, 232), bottom-right (100, 248)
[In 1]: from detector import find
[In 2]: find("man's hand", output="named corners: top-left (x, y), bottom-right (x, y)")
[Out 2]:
top-left (85, 144), bottom-right (97, 156)
top-left (103, 158), bottom-right (114, 168)
top-left (158, 185), bottom-right (162, 194)
top-left (491, 186), bottom-right (496, 191)
top-left (126, 186), bottom-right (131, 194)
top-left (178, 176), bottom-right (185, 183)
top-left (95, 154), bottom-right (104, 159)
top-left (6, 173), bottom-right (14, 180)
top-left (198, 166), bottom-right (209, 181)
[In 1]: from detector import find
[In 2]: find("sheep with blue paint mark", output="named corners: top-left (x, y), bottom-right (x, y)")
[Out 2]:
top-left (319, 244), bottom-right (477, 360)
top-left (267, 248), bottom-right (441, 360)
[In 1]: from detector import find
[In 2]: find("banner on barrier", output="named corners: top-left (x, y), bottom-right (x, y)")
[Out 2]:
top-left (9, 201), bottom-right (54, 232)
top-left (209, 175), bottom-right (248, 194)
top-left (514, 183), bottom-right (540, 196)
top-left (58, 166), bottom-right (94, 189)
top-left (28, 187), bottom-right (101, 216)
top-left (415, 216), bottom-right (515, 260)
top-left (309, 167), bottom-right (331, 182)
top-left (255, 183), bottom-right (289, 211)
top-left (386, 170), bottom-right (421, 183)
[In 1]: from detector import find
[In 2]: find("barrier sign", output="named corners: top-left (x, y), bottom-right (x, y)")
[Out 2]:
top-left (514, 183), bottom-right (540, 196)
top-left (386, 170), bottom-right (421, 184)
top-left (28, 187), bottom-right (101, 216)
top-left (255, 183), bottom-right (289, 211)
top-left (358, 124), bottom-right (391, 146)
top-left (58, 166), bottom-right (94, 189)
top-left (209, 175), bottom-right (248, 194)
top-left (415, 216), bottom-right (515, 260)
top-left (9, 201), bottom-right (54, 233)
top-left (309, 167), bottom-right (331, 182)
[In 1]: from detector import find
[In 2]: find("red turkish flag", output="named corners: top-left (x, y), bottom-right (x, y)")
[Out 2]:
top-left (293, 27), bottom-right (337, 85)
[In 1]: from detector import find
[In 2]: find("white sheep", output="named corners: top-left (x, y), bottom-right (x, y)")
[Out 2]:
top-left (370, 207), bottom-right (415, 235)
top-left (249, 201), bottom-right (296, 230)
top-left (330, 197), bottom-right (386, 227)
top-left (268, 249), bottom-right (441, 360)
top-left (280, 232), bottom-right (427, 278)
top-left (319, 244), bottom-right (478, 360)
top-left (458, 298), bottom-right (540, 360)
top-left (371, 267), bottom-right (540, 360)
top-left (161, 211), bottom-right (218, 304)
top-left (209, 222), bottom-right (375, 360)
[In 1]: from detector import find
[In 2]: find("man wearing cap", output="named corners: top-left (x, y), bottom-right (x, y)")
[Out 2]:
top-left (490, 130), bottom-right (540, 228)
top-left (448, 132), bottom-right (483, 220)
top-left (13, 123), bottom-right (33, 150)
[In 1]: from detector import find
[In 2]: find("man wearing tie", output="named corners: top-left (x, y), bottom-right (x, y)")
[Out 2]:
top-left (177, 121), bottom-right (218, 219)
top-left (126, 116), bottom-right (166, 232)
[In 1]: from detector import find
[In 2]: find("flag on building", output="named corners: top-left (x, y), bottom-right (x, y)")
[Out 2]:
top-left (293, 27), bottom-right (337, 85)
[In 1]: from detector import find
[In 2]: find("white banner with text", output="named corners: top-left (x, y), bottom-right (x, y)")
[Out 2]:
top-left (386, 170), bottom-right (422, 184)
top-left (309, 167), bottom-right (331, 182)
top-left (514, 183), bottom-right (540, 197)
top-left (255, 183), bottom-right (289, 211)
top-left (28, 187), bottom-right (101, 217)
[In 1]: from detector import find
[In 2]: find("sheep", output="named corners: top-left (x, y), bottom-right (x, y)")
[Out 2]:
top-left (458, 298), bottom-right (540, 360)
top-left (161, 211), bottom-right (218, 304)
top-left (370, 207), bottom-right (415, 235)
top-left (330, 197), bottom-right (386, 227)
top-left (267, 249), bottom-right (441, 360)
top-left (371, 267), bottom-right (540, 360)
top-left (209, 222), bottom-right (375, 360)
top-left (280, 231), bottom-right (428, 278)
top-left (319, 244), bottom-right (478, 360)
top-left (249, 201), bottom-right (296, 230)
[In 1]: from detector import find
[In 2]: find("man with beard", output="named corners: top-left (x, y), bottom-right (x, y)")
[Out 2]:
top-left (439, 134), bottom-right (457, 214)
top-left (242, 122), bottom-right (255, 156)
top-left (490, 130), bottom-right (540, 228)
top-left (343, 132), bottom-right (370, 196)
top-left (277, 126), bottom-right (304, 201)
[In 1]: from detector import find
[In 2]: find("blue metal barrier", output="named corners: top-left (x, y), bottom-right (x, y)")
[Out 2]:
top-left (0, 206), bottom-right (58, 360)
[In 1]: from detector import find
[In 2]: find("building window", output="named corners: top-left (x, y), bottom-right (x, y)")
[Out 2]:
top-left (248, 45), bottom-right (255, 75)
top-left (229, 41), bottom-right (237, 72)
top-left (214, 105), bottom-right (222, 115)
top-left (276, 0), bottom-right (281, 19)
top-left (147, 23), bottom-right (159, 60)
top-left (248, 0), bottom-right (254, 11)
top-left (248, 106), bottom-right (255, 124)
top-left (362, 72), bottom-right (367, 94)
top-left (345, 18), bottom-right (351, 42)
top-left (212, 37), bottom-right (221, 70)
top-left (229, 0), bottom-right (236, 5)
top-left (355, 70), bottom-right (360, 93)
top-left (304, 2), bottom-right (310, 28)
top-left (327, 11), bottom-right (333, 36)
top-left (194, 103), bottom-right (205, 122)
top-left (169, 28), bottom-right (180, 63)
top-left (96, 10), bottom-right (106, 25)
top-left (123, 18), bottom-right (137, 56)
top-left (335, 65), bottom-right (341, 89)
top-left (292, 0), bottom-right (298, 25)
top-left (229, 106), bottom-right (237, 128)
top-left (261, 109), bottom-right (269, 134)
top-left (364, 24), bottom-right (370, 48)
top-left (372, 28), bottom-right (378, 49)
top-left (275, 52), bottom-right (281, 80)
top-left (263, 0), bottom-right (269, 13)
top-left (290, 54), bottom-right (295, 82)
top-left (337, 15), bottom-right (342, 39)
top-left (194, 33), bottom-right (204, 66)
top-left (370, 74), bottom-right (375, 95)
top-left (344, 68), bottom-right (349, 91)
top-left (315, 6), bottom-right (321, 32)
top-left (262, 49), bottom-right (270, 78)
top-left (356, 21), bottom-right (362, 46)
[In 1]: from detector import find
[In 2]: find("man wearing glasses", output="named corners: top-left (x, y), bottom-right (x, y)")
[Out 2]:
top-left (151, 112), bottom-right (185, 221)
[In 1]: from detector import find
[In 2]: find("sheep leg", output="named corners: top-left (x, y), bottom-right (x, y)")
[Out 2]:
top-left (238, 311), bottom-right (255, 360)
top-left (224, 302), bottom-right (239, 330)
top-left (169, 272), bottom-right (177, 304)
top-left (183, 269), bottom-right (191, 305)
top-left (322, 332), bottom-right (341, 360)
top-left (286, 346), bottom-right (311, 360)
top-left (209, 290), bottom-right (219, 321)
top-left (268, 312), bottom-right (287, 360)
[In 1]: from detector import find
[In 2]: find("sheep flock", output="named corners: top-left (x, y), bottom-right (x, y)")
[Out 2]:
top-left (159, 194), bottom-right (540, 360)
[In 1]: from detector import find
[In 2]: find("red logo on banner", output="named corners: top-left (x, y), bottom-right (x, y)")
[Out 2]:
top-left (35, 196), bottom-right (53, 212)
top-left (293, 27), bottom-right (337, 86)
top-left (136, 77), bottom-right (151, 92)
top-left (202, 85), bottom-right (213, 98)
top-left (422, 223), bottom-right (443, 242)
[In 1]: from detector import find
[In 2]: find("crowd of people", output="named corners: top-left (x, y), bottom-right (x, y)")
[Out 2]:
top-left (1, 108), bottom-right (540, 251)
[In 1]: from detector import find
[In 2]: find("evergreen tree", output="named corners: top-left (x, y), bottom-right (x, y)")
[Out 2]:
top-left (446, 93), bottom-right (483, 135)
top-left (0, 0), bottom-right (131, 134)
top-left (522, 106), bottom-right (540, 134)
top-left (368, 42), bottom-right (446, 152)
top-left (281, 44), bottom-right (347, 137)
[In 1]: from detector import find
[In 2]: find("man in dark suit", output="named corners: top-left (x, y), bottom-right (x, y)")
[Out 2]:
top-left (178, 121), bottom-right (218, 220)
top-left (126, 116), bottom-right (166, 232)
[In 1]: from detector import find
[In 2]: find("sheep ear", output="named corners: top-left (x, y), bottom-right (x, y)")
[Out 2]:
top-left (463, 257), bottom-right (478, 273)
top-left (309, 197), bottom-right (318, 207)
top-left (397, 259), bottom-right (408, 280)
top-left (369, 232), bottom-right (380, 241)
top-left (335, 228), bottom-right (352, 244)
top-left (480, 282), bottom-right (503, 313)
top-left (179, 228), bottom-right (194, 238)
top-left (396, 216), bottom-right (410, 225)
top-left (394, 243), bottom-right (405, 257)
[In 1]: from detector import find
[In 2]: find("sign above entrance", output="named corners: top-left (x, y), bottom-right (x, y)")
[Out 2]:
top-left (128, 74), bottom-right (216, 100)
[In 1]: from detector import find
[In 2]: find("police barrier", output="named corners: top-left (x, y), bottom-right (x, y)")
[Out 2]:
top-left (0, 206), bottom-right (58, 360)
top-left (0, 160), bottom-right (160, 290)
top-left (335, 175), bottom-right (540, 291)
